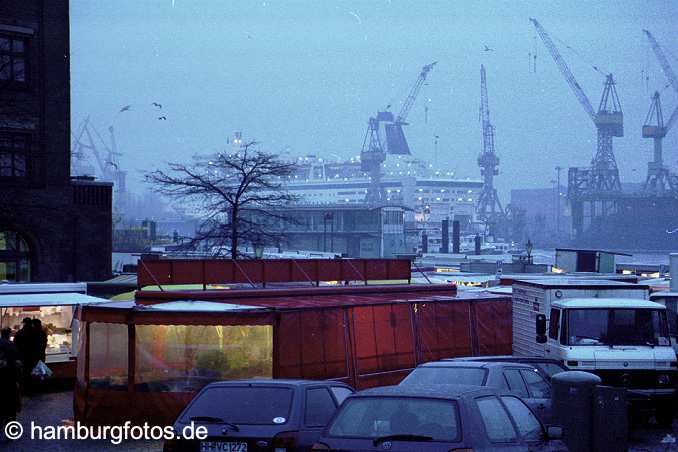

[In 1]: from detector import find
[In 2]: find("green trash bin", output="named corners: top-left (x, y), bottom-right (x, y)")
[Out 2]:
top-left (552, 371), bottom-right (602, 452)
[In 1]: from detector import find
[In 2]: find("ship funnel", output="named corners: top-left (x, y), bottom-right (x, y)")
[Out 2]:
top-left (671, 253), bottom-right (678, 292)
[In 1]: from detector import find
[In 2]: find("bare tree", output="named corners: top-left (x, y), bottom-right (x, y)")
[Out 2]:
top-left (145, 142), bottom-right (298, 259)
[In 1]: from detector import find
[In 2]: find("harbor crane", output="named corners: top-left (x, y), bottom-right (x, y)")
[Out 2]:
top-left (361, 62), bottom-right (436, 203)
top-left (476, 64), bottom-right (505, 231)
top-left (530, 18), bottom-right (623, 197)
top-left (71, 118), bottom-right (128, 212)
top-left (531, 18), bottom-right (623, 236)
top-left (642, 30), bottom-right (678, 194)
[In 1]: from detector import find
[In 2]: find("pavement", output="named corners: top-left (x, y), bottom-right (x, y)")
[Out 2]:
top-left (0, 389), bottom-right (677, 451)
top-left (0, 390), bottom-right (162, 451)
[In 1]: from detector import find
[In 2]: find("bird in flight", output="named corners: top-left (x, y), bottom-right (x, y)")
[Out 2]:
top-left (152, 102), bottom-right (163, 109)
top-left (348, 11), bottom-right (362, 25)
top-left (667, 227), bottom-right (678, 234)
top-left (119, 105), bottom-right (132, 113)
top-left (158, 116), bottom-right (167, 120)
top-left (484, 45), bottom-right (494, 52)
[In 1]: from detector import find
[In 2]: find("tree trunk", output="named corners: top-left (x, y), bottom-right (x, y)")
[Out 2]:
top-left (230, 207), bottom-right (238, 260)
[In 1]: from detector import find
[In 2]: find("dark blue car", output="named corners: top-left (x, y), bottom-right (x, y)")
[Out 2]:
top-left (312, 385), bottom-right (567, 451)
top-left (164, 379), bottom-right (354, 452)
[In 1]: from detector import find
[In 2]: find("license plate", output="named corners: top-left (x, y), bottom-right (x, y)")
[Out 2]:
top-left (200, 442), bottom-right (248, 452)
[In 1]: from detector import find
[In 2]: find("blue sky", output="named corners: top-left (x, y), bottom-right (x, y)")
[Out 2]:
top-left (70, 0), bottom-right (678, 199)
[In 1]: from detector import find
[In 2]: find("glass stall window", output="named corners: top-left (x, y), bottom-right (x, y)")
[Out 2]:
top-left (0, 305), bottom-right (75, 362)
top-left (135, 324), bottom-right (273, 393)
top-left (88, 322), bottom-right (128, 390)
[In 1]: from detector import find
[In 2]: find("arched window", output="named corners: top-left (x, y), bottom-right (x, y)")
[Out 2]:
top-left (0, 230), bottom-right (31, 281)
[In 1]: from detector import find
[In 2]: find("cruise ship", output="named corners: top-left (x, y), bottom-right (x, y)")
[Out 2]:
top-left (282, 153), bottom-right (484, 251)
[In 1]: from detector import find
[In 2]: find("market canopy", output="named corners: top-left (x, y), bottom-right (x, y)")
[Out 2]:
top-left (0, 292), bottom-right (108, 308)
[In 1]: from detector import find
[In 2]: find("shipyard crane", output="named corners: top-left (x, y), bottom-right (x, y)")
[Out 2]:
top-left (643, 30), bottom-right (678, 194)
top-left (642, 92), bottom-right (678, 192)
top-left (476, 64), bottom-right (505, 231)
top-left (361, 62), bottom-right (437, 203)
top-left (71, 117), bottom-right (127, 207)
top-left (531, 18), bottom-right (623, 197)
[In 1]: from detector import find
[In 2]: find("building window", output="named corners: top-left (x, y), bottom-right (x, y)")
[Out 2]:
top-left (0, 34), bottom-right (27, 84)
top-left (0, 230), bottom-right (31, 282)
top-left (0, 132), bottom-right (29, 177)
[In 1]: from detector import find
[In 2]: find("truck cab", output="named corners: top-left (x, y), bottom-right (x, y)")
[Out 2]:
top-left (541, 298), bottom-right (677, 416)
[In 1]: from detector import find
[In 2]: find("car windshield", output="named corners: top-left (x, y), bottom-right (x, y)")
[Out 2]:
top-left (181, 386), bottom-right (293, 425)
top-left (328, 396), bottom-right (461, 442)
top-left (567, 309), bottom-right (670, 346)
top-left (400, 367), bottom-right (487, 386)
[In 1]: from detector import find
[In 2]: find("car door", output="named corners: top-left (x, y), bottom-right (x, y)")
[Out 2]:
top-left (520, 369), bottom-right (552, 425)
top-left (500, 396), bottom-right (562, 452)
top-left (503, 368), bottom-right (530, 398)
top-left (475, 395), bottom-right (527, 451)
top-left (297, 386), bottom-right (343, 451)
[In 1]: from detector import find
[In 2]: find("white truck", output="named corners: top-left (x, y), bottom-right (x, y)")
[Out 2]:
top-left (512, 278), bottom-right (677, 423)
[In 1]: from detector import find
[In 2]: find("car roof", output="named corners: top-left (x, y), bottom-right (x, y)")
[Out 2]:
top-left (354, 384), bottom-right (496, 399)
top-left (417, 360), bottom-right (535, 370)
top-left (204, 379), bottom-right (350, 388)
top-left (446, 356), bottom-right (564, 364)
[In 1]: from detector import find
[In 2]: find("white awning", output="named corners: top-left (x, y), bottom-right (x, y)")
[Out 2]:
top-left (137, 300), bottom-right (266, 313)
top-left (0, 293), bottom-right (108, 308)
top-left (0, 283), bottom-right (87, 294)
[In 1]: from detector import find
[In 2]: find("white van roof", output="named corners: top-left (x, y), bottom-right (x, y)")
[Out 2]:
top-left (555, 298), bottom-right (665, 309)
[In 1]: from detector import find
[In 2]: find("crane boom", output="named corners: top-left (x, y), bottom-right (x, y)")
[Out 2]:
top-left (480, 64), bottom-right (490, 127)
top-left (644, 30), bottom-right (678, 134)
top-left (530, 18), bottom-right (596, 122)
top-left (395, 61), bottom-right (437, 123)
top-left (644, 30), bottom-right (678, 96)
top-left (480, 64), bottom-right (495, 156)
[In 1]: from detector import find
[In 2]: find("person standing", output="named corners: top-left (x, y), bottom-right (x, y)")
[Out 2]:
top-left (0, 327), bottom-right (20, 441)
top-left (13, 318), bottom-right (35, 382)
top-left (32, 319), bottom-right (47, 365)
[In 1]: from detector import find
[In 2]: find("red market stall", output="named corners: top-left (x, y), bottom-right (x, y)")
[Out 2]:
top-left (74, 259), bottom-right (512, 426)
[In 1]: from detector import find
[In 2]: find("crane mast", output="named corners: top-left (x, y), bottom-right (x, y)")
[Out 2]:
top-left (361, 63), bottom-right (436, 203)
top-left (530, 18), bottom-right (622, 206)
top-left (476, 65), bottom-right (504, 228)
top-left (644, 30), bottom-right (678, 136)
top-left (642, 30), bottom-right (678, 194)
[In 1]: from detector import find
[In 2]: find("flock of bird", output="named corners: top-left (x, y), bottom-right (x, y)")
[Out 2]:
top-left (118, 102), bottom-right (166, 120)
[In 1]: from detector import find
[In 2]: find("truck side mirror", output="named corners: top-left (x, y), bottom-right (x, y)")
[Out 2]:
top-left (536, 314), bottom-right (547, 344)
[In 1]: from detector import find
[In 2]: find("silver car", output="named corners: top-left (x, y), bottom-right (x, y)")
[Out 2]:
top-left (400, 361), bottom-right (553, 425)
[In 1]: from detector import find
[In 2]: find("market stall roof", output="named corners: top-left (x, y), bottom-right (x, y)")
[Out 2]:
top-left (134, 284), bottom-right (469, 309)
top-left (0, 292), bottom-right (108, 308)
top-left (0, 283), bottom-right (87, 294)
top-left (136, 300), bottom-right (267, 312)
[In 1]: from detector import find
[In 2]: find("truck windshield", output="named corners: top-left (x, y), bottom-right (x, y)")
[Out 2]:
top-left (567, 309), bottom-right (669, 346)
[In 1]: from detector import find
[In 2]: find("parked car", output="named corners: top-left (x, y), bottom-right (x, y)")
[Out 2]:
top-left (447, 355), bottom-right (568, 380)
top-left (400, 361), bottom-right (553, 425)
top-left (163, 379), bottom-right (354, 452)
top-left (312, 384), bottom-right (567, 451)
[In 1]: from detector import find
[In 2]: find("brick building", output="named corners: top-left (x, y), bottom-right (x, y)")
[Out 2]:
top-left (0, 0), bottom-right (112, 282)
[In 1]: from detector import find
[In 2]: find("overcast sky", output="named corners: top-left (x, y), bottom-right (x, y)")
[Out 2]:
top-left (70, 0), bottom-right (678, 199)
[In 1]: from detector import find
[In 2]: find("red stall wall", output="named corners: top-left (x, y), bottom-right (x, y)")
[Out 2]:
top-left (415, 301), bottom-right (473, 362)
top-left (275, 309), bottom-right (350, 382)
